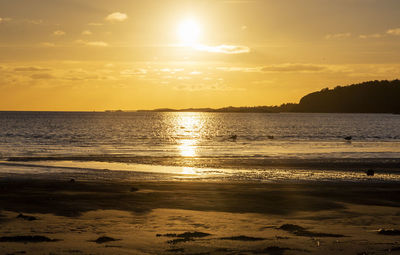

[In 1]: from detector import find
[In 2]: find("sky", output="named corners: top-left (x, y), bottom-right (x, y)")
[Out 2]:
top-left (1, 0), bottom-right (400, 111)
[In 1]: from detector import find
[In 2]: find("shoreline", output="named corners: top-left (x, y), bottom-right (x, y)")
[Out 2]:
top-left (6, 155), bottom-right (400, 171)
top-left (2, 158), bottom-right (400, 184)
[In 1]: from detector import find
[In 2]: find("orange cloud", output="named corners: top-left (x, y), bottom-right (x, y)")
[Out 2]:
top-left (106, 12), bottom-right (128, 22)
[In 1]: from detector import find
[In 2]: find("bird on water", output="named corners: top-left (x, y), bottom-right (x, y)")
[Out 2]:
top-left (344, 136), bottom-right (352, 141)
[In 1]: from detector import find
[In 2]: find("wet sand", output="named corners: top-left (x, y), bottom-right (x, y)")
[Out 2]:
top-left (1, 171), bottom-right (400, 254)
top-left (7, 155), bottom-right (400, 171)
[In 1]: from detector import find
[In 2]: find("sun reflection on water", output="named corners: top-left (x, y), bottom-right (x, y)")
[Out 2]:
top-left (178, 139), bottom-right (197, 157)
top-left (181, 166), bottom-right (197, 175)
top-left (174, 113), bottom-right (203, 157)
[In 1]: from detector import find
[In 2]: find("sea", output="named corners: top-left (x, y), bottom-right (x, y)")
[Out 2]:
top-left (1, 111), bottom-right (400, 182)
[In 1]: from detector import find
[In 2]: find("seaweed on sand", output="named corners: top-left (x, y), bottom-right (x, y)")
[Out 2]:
top-left (0, 235), bottom-right (59, 243)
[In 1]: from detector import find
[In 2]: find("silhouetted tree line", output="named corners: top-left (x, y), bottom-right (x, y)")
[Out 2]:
top-left (295, 79), bottom-right (400, 113)
top-left (135, 80), bottom-right (400, 113)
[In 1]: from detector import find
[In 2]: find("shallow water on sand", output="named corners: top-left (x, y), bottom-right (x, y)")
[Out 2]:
top-left (1, 160), bottom-right (400, 183)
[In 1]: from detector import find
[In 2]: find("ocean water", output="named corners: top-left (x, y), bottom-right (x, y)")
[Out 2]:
top-left (1, 111), bottom-right (400, 160)
top-left (1, 111), bottom-right (400, 182)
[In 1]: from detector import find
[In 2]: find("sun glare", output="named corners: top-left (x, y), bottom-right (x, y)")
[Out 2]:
top-left (177, 18), bottom-right (201, 46)
top-left (174, 113), bottom-right (203, 157)
top-left (178, 139), bottom-right (197, 157)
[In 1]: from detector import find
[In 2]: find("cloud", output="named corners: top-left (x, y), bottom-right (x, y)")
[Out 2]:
top-left (325, 33), bottom-right (351, 39)
top-left (216, 64), bottom-right (352, 74)
top-left (189, 71), bottom-right (202, 75)
top-left (106, 12), bottom-right (128, 22)
top-left (75, 40), bottom-right (109, 47)
top-left (14, 66), bottom-right (51, 72)
top-left (359, 33), bottom-right (383, 39)
top-left (261, 63), bottom-right (327, 72)
top-left (173, 83), bottom-right (243, 91)
top-left (0, 17), bottom-right (12, 23)
top-left (216, 66), bottom-right (259, 72)
top-left (88, 22), bottom-right (103, 26)
top-left (194, 44), bottom-right (250, 54)
top-left (387, 28), bottom-right (400, 36)
top-left (159, 68), bottom-right (184, 73)
top-left (82, 30), bottom-right (92, 36)
top-left (62, 70), bottom-right (101, 81)
top-left (31, 73), bottom-right (55, 79)
top-left (53, 30), bottom-right (66, 36)
top-left (27, 19), bottom-right (43, 25)
top-left (86, 41), bottom-right (108, 47)
top-left (356, 28), bottom-right (400, 39)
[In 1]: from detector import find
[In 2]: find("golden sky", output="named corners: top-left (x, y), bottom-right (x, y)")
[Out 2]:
top-left (1, 0), bottom-right (400, 110)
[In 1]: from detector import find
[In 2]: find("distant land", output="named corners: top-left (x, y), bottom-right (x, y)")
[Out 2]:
top-left (295, 79), bottom-right (400, 113)
top-left (111, 79), bottom-right (400, 114)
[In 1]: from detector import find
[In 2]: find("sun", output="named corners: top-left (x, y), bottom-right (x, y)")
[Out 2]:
top-left (177, 18), bottom-right (201, 46)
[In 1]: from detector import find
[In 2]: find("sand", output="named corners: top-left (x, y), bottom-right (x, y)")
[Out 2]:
top-left (1, 170), bottom-right (400, 255)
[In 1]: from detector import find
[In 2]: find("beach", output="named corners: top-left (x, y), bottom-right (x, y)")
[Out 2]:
top-left (1, 112), bottom-right (400, 254)
top-left (1, 162), bottom-right (400, 255)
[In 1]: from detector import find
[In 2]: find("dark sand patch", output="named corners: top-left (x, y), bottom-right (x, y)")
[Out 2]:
top-left (176, 232), bottom-right (211, 238)
top-left (130, 187), bottom-right (139, 192)
top-left (214, 247), bottom-right (232, 252)
top-left (64, 250), bottom-right (82, 253)
top-left (0, 180), bottom-right (350, 217)
top-left (0, 213), bottom-right (6, 223)
top-left (259, 225), bottom-right (276, 230)
top-left (0, 235), bottom-right (59, 243)
top-left (3, 178), bottom-right (400, 218)
top-left (5, 251), bottom-right (26, 255)
top-left (183, 253), bottom-right (210, 255)
top-left (275, 236), bottom-right (290, 239)
top-left (250, 246), bottom-right (292, 255)
top-left (166, 248), bottom-right (185, 252)
top-left (92, 236), bottom-right (120, 244)
top-left (16, 213), bottom-right (37, 221)
top-left (168, 238), bottom-right (193, 244)
top-left (220, 235), bottom-right (266, 241)
top-left (278, 224), bottom-right (345, 237)
top-left (158, 231), bottom-right (211, 238)
top-left (378, 229), bottom-right (400, 235)
top-left (158, 232), bottom-right (211, 244)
